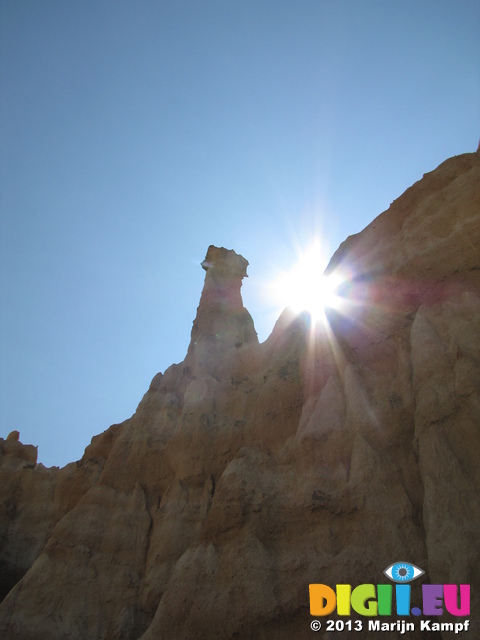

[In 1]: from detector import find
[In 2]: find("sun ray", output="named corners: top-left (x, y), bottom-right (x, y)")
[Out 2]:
top-left (265, 237), bottom-right (346, 328)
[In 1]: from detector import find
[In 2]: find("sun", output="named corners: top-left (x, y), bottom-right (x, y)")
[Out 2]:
top-left (266, 238), bottom-right (344, 326)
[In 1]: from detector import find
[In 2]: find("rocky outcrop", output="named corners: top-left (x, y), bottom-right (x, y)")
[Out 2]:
top-left (0, 433), bottom-right (102, 606)
top-left (1, 151), bottom-right (479, 639)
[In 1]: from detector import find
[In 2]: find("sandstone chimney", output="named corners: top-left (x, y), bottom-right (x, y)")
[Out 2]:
top-left (184, 246), bottom-right (258, 376)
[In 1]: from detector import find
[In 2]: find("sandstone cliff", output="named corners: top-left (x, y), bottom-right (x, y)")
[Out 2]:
top-left (1, 152), bottom-right (479, 639)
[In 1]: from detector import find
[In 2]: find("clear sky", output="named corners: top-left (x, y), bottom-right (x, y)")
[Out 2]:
top-left (1, 0), bottom-right (479, 467)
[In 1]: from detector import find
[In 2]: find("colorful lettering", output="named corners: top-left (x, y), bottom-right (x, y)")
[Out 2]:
top-left (444, 584), bottom-right (470, 616)
top-left (377, 584), bottom-right (392, 615)
top-left (423, 584), bottom-right (444, 616)
top-left (395, 584), bottom-right (411, 615)
top-left (336, 584), bottom-right (351, 616)
top-left (309, 581), bottom-right (470, 618)
top-left (351, 584), bottom-right (378, 616)
top-left (309, 584), bottom-right (336, 616)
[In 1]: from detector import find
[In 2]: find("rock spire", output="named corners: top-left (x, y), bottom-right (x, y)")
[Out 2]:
top-left (185, 245), bottom-right (258, 376)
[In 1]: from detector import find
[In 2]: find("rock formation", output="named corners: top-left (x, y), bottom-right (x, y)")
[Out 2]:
top-left (1, 151), bottom-right (479, 639)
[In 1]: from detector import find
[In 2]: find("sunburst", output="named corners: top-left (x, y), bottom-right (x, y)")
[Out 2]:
top-left (266, 237), bottom-right (345, 327)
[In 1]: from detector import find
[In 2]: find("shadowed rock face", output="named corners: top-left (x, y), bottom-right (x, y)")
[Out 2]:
top-left (1, 151), bottom-right (479, 639)
top-left (185, 245), bottom-right (258, 377)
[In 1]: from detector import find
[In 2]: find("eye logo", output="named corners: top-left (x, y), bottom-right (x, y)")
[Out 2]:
top-left (384, 561), bottom-right (424, 583)
top-left (309, 560), bottom-right (470, 620)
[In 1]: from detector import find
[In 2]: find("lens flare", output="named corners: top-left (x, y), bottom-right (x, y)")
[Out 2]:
top-left (266, 238), bottom-right (345, 327)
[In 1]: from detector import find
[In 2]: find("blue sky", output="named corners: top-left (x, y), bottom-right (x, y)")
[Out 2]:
top-left (1, 0), bottom-right (479, 467)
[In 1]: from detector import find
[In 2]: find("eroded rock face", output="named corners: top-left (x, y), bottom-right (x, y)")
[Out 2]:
top-left (1, 152), bottom-right (479, 639)
top-left (186, 244), bottom-right (258, 377)
top-left (0, 436), bottom-right (103, 606)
